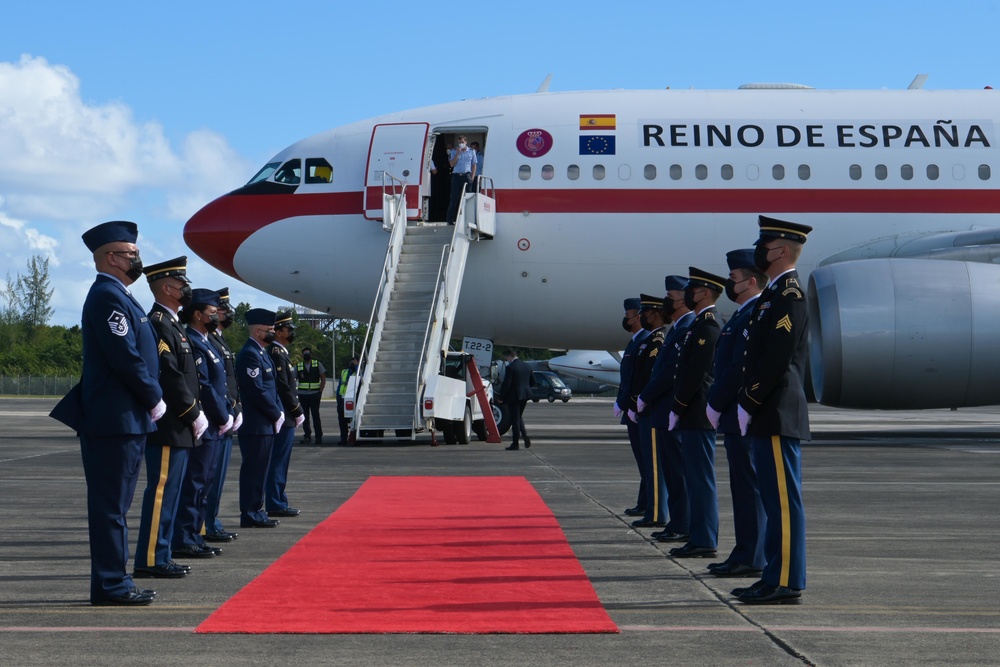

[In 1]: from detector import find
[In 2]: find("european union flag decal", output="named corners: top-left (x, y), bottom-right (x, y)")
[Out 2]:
top-left (579, 135), bottom-right (616, 155)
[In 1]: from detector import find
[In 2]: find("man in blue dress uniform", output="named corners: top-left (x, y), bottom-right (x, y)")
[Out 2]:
top-left (705, 249), bottom-right (766, 578)
top-left (173, 289), bottom-right (233, 559)
top-left (50, 220), bottom-right (165, 606)
top-left (265, 311), bottom-right (305, 516)
top-left (616, 297), bottom-right (649, 517)
top-left (735, 216), bottom-right (813, 605)
top-left (204, 287), bottom-right (241, 542)
top-left (236, 308), bottom-right (285, 528)
top-left (667, 267), bottom-right (725, 559)
top-left (134, 257), bottom-right (208, 579)
top-left (640, 277), bottom-right (694, 543)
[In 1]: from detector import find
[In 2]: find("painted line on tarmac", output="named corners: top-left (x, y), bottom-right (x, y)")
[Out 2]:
top-left (621, 624), bottom-right (1000, 634)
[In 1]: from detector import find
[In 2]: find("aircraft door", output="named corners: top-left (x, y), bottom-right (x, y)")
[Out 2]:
top-left (364, 122), bottom-right (430, 220)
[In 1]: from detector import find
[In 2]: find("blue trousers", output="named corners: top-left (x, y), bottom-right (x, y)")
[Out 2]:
top-left (79, 433), bottom-right (145, 603)
top-left (626, 420), bottom-right (646, 509)
top-left (204, 433), bottom-right (233, 534)
top-left (637, 414), bottom-right (666, 523)
top-left (173, 438), bottom-right (220, 548)
top-left (656, 426), bottom-right (689, 535)
top-left (722, 432), bottom-right (766, 568)
top-left (265, 423), bottom-right (296, 511)
top-left (239, 433), bottom-right (274, 523)
top-left (677, 428), bottom-right (719, 549)
top-left (135, 444), bottom-right (189, 568)
top-left (447, 172), bottom-right (471, 222)
top-left (748, 435), bottom-right (807, 590)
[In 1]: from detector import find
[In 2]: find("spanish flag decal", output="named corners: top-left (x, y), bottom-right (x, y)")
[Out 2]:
top-left (776, 315), bottom-right (793, 332)
top-left (580, 114), bottom-right (616, 130)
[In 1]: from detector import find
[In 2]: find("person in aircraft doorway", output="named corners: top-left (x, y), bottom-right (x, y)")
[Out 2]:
top-left (446, 135), bottom-right (478, 224)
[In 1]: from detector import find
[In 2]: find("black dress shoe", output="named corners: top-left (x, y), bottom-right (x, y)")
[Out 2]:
top-left (710, 563), bottom-right (763, 578)
top-left (623, 507), bottom-right (644, 516)
top-left (655, 531), bottom-right (689, 543)
top-left (204, 531), bottom-right (235, 543)
top-left (731, 580), bottom-right (766, 597)
top-left (173, 544), bottom-right (215, 558)
top-left (670, 544), bottom-right (718, 558)
top-left (738, 584), bottom-right (802, 605)
top-left (134, 563), bottom-right (188, 579)
top-left (167, 560), bottom-right (192, 573)
top-left (267, 507), bottom-right (300, 517)
top-left (315, 436), bottom-right (323, 445)
top-left (523, 436), bottom-right (531, 448)
top-left (92, 590), bottom-right (155, 606)
top-left (300, 435), bottom-right (311, 444)
top-left (505, 444), bottom-right (520, 450)
top-left (203, 545), bottom-right (223, 556)
top-left (240, 518), bottom-right (280, 528)
top-left (131, 587), bottom-right (157, 597)
top-left (631, 519), bottom-right (666, 528)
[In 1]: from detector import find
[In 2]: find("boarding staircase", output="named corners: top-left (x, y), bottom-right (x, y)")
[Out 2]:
top-left (350, 176), bottom-right (495, 439)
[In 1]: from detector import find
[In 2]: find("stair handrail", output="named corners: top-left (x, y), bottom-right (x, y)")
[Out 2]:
top-left (414, 243), bottom-right (451, 427)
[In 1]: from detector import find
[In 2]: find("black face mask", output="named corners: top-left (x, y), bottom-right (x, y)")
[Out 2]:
top-left (754, 244), bottom-right (774, 272)
top-left (263, 330), bottom-right (276, 344)
top-left (219, 310), bottom-right (232, 329)
top-left (203, 313), bottom-right (220, 332)
top-left (724, 279), bottom-right (738, 303)
top-left (683, 288), bottom-right (698, 312)
top-left (177, 284), bottom-right (193, 307)
top-left (286, 331), bottom-right (296, 343)
top-left (638, 311), bottom-right (652, 330)
top-left (302, 352), bottom-right (311, 361)
top-left (621, 316), bottom-right (632, 332)
top-left (125, 257), bottom-right (144, 282)
top-left (663, 297), bottom-right (676, 319)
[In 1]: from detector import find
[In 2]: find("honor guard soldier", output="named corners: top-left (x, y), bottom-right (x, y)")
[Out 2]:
top-left (640, 276), bottom-right (695, 543)
top-left (627, 294), bottom-right (667, 528)
top-left (616, 297), bottom-right (650, 517)
top-left (172, 289), bottom-right (233, 559)
top-left (265, 311), bottom-right (305, 516)
top-left (134, 257), bottom-right (208, 580)
top-left (705, 249), bottom-right (767, 578)
top-left (50, 221), bottom-right (165, 606)
top-left (204, 287), bottom-right (241, 542)
top-left (296, 347), bottom-right (326, 445)
top-left (666, 267), bottom-right (725, 559)
top-left (236, 308), bottom-right (285, 528)
top-left (734, 216), bottom-right (813, 605)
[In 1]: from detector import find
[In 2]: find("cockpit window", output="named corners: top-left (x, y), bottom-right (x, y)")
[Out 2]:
top-left (305, 158), bottom-right (333, 184)
top-left (274, 159), bottom-right (302, 184)
top-left (246, 161), bottom-right (281, 185)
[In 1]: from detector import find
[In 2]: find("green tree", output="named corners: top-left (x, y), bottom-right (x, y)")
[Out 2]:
top-left (16, 255), bottom-right (54, 330)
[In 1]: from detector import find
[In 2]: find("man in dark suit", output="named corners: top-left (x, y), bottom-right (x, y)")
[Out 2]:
top-left (667, 267), bottom-right (725, 559)
top-left (236, 308), bottom-right (285, 528)
top-left (265, 311), bottom-right (305, 517)
top-left (734, 216), bottom-right (813, 605)
top-left (498, 349), bottom-right (532, 450)
top-left (616, 297), bottom-right (649, 517)
top-left (50, 220), bottom-right (165, 606)
top-left (134, 257), bottom-right (207, 579)
top-left (706, 249), bottom-right (766, 578)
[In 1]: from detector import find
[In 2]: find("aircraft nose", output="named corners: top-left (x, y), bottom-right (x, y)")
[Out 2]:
top-left (184, 194), bottom-right (258, 280)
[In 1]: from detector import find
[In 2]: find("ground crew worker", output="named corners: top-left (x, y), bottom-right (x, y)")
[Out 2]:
top-left (265, 311), bottom-right (304, 517)
top-left (733, 216), bottom-right (813, 605)
top-left (297, 347), bottom-right (326, 445)
top-left (337, 356), bottom-right (358, 445)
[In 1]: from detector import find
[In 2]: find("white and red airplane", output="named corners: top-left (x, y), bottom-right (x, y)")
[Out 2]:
top-left (185, 82), bottom-right (1000, 410)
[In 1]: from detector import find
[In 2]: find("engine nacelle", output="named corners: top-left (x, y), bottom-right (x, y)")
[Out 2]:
top-left (808, 258), bottom-right (1000, 409)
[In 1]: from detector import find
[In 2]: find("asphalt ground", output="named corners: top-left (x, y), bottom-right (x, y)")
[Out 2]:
top-left (0, 396), bottom-right (998, 666)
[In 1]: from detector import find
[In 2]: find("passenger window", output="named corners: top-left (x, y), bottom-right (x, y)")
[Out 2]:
top-left (772, 164), bottom-right (785, 181)
top-left (798, 164), bottom-right (810, 180)
top-left (849, 164), bottom-right (862, 180)
top-left (618, 164), bottom-right (631, 180)
top-left (721, 164), bottom-right (734, 181)
top-left (927, 164), bottom-right (939, 180)
top-left (541, 165), bottom-right (554, 180)
top-left (746, 165), bottom-right (759, 181)
top-left (518, 165), bottom-right (531, 180)
top-left (669, 164), bottom-right (682, 180)
top-left (695, 164), bottom-right (708, 180)
top-left (305, 158), bottom-right (333, 184)
top-left (644, 164), bottom-right (657, 180)
top-left (567, 165), bottom-right (580, 180)
top-left (980, 164), bottom-right (992, 180)
top-left (593, 165), bottom-right (605, 180)
top-left (901, 164), bottom-right (914, 180)
top-left (273, 159), bottom-right (301, 184)
top-left (875, 164), bottom-right (888, 181)
top-left (953, 164), bottom-right (965, 180)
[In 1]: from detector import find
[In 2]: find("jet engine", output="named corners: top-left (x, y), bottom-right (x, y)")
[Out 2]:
top-left (808, 258), bottom-right (1000, 409)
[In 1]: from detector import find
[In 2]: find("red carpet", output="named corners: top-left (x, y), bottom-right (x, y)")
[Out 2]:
top-left (196, 476), bottom-right (618, 634)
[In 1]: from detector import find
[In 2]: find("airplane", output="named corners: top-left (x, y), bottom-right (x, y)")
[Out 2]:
top-left (547, 351), bottom-right (621, 388)
top-left (185, 80), bottom-right (1000, 412)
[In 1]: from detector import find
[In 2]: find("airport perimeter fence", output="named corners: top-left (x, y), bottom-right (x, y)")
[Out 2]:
top-left (0, 375), bottom-right (77, 397)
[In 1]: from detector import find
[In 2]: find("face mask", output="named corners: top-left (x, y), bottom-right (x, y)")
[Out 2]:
top-left (219, 310), bottom-right (232, 329)
top-left (302, 352), bottom-right (311, 361)
top-left (754, 244), bottom-right (774, 272)
top-left (204, 313), bottom-right (220, 332)
top-left (263, 330), bottom-right (276, 344)
top-left (459, 142), bottom-right (467, 149)
top-left (125, 257), bottom-right (144, 282)
top-left (621, 316), bottom-right (632, 332)
top-left (663, 297), bottom-right (676, 319)
top-left (724, 279), bottom-right (738, 303)
top-left (177, 284), bottom-right (193, 307)
top-left (286, 331), bottom-right (296, 343)
top-left (683, 288), bottom-right (698, 311)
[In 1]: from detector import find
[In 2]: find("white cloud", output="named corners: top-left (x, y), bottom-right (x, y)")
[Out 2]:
top-left (0, 210), bottom-right (59, 266)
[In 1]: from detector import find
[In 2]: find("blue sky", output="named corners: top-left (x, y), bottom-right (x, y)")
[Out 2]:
top-left (1, 1), bottom-right (997, 325)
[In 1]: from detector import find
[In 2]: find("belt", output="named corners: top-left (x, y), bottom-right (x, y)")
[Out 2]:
top-left (454, 172), bottom-right (470, 175)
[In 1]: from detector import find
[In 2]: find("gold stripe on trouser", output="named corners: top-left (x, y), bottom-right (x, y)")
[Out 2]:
top-left (146, 446), bottom-right (171, 567)
top-left (771, 435), bottom-right (791, 587)
top-left (651, 428), bottom-right (660, 522)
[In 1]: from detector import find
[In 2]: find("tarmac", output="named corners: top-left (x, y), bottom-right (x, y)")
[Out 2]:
top-left (0, 396), bottom-right (998, 666)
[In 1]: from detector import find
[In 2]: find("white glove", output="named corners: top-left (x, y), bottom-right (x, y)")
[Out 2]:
top-left (668, 411), bottom-right (679, 431)
top-left (613, 402), bottom-right (622, 419)
top-left (637, 397), bottom-right (647, 413)
top-left (738, 405), bottom-right (752, 436)
top-left (193, 411), bottom-right (209, 439)
top-left (150, 399), bottom-right (167, 422)
top-left (706, 405), bottom-right (721, 430)
top-left (274, 413), bottom-right (286, 433)
top-left (294, 414), bottom-right (305, 428)
top-left (627, 409), bottom-right (637, 423)
top-left (219, 414), bottom-right (234, 436)
top-left (233, 412), bottom-right (244, 431)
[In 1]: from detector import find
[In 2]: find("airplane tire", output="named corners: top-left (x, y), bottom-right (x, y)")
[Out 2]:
top-left (492, 403), bottom-right (511, 436)
top-left (441, 421), bottom-right (457, 444)
top-left (472, 420), bottom-right (487, 441)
